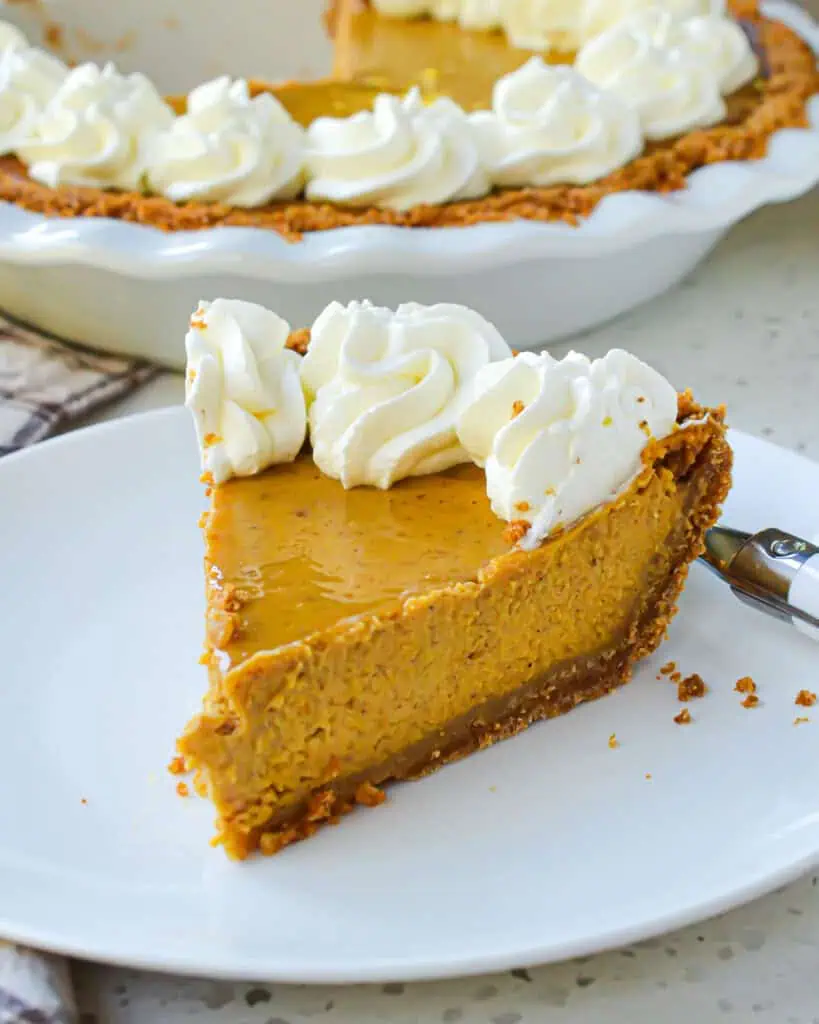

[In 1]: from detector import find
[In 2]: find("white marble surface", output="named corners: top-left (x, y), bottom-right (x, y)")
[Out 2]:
top-left (63, 185), bottom-right (819, 1023)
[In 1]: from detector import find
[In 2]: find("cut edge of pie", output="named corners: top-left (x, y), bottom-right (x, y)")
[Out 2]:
top-left (177, 389), bottom-right (731, 859)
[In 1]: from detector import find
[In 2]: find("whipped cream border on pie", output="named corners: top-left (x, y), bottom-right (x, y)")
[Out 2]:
top-left (0, 7), bottom-right (763, 210)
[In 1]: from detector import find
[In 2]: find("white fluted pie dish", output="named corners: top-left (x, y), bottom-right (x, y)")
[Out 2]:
top-left (0, 0), bottom-right (816, 367)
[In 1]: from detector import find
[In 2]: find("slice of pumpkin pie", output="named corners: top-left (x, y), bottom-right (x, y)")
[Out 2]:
top-left (177, 298), bottom-right (731, 858)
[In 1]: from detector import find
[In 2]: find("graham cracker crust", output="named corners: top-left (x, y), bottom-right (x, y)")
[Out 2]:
top-left (0, 6), bottom-right (815, 240)
top-left (192, 401), bottom-right (731, 860)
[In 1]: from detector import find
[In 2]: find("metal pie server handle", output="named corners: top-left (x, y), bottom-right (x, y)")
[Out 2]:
top-left (702, 527), bottom-right (819, 639)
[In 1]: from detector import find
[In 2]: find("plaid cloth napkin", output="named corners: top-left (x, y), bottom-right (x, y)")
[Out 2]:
top-left (0, 311), bottom-right (157, 456)
top-left (0, 313), bottom-right (156, 1022)
top-left (0, 943), bottom-right (76, 1024)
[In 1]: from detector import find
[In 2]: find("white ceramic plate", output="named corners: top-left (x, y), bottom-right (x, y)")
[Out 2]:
top-left (1, 411), bottom-right (819, 983)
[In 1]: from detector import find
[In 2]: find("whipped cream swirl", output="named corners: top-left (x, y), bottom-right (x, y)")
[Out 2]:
top-left (0, 43), bottom-right (67, 155)
top-left (470, 59), bottom-right (643, 187)
top-left (305, 88), bottom-right (489, 211)
top-left (16, 61), bottom-right (174, 190)
top-left (579, 0), bottom-right (726, 47)
top-left (457, 348), bottom-right (678, 547)
top-left (500, 0), bottom-right (587, 51)
top-left (576, 10), bottom-right (756, 139)
top-left (0, 19), bottom-right (29, 52)
top-left (372, 0), bottom-right (502, 29)
top-left (185, 299), bottom-right (307, 485)
top-left (147, 76), bottom-right (305, 206)
top-left (656, 13), bottom-right (758, 94)
top-left (372, 0), bottom-right (725, 51)
top-left (301, 300), bottom-right (512, 489)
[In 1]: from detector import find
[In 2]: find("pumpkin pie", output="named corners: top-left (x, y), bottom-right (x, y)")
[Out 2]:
top-left (0, 1), bottom-right (816, 238)
top-left (176, 302), bottom-right (731, 859)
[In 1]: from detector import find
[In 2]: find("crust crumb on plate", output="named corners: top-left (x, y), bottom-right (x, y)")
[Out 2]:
top-left (678, 673), bottom-right (708, 701)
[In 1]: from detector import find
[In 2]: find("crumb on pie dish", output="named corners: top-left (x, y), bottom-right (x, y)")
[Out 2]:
top-left (0, 0), bottom-right (816, 240)
top-left (175, 296), bottom-right (732, 858)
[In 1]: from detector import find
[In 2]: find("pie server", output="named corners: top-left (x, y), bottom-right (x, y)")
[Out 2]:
top-left (701, 526), bottom-right (819, 640)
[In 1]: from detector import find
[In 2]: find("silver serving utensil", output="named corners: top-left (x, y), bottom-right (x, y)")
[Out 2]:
top-left (701, 526), bottom-right (819, 640)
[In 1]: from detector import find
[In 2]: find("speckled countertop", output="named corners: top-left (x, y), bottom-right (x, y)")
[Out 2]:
top-left (72, 187), bottom-right (819, 1022)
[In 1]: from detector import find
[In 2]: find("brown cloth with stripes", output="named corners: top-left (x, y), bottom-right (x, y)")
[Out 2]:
top-left (0, 312), bottom-right (156, 456)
